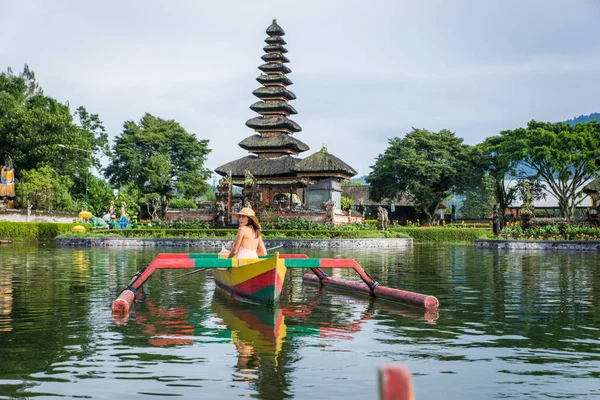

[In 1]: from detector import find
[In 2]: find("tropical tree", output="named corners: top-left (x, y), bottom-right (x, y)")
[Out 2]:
top-left (169, 197), bottom-right (198, 209)
top-left (0, 65), bottom-right (110, 211)
top-left (142, 193), bottom-right (162, 220)
top-left (367, 128), bottom-right (483, 224)
top-left (0, 66), bottom-right (108, 181)
top-left (105, 113), bottom-right (212, 218)
top-left (85, 175), bottom-right (115, 216)
top-left (460, 174), bottom-right (495, 219)
top-left (15, 166), bottom-right (76, 211)
top-left (115, 183), bottom-right (141, 219)
top-left (479, 137), bottom-right (546, 219)
top-left (490, 120), bottom-right (600, 218)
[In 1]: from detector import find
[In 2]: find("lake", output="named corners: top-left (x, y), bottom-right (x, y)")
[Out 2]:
top-left (0, 243), bottom-right (599, 399)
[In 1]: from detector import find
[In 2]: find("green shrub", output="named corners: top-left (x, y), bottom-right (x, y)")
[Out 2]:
top-left (500, 221), bottom-right (600, 240)
top-left (397, 227), bottom-right (492, 243)
top-left (0, 222), bottom-right (90, 241)
top-left (169, 198), bottom-right (198, 209)
top-left (262, 217), bottom-right (377, 231)
top-left (146, 219), bottom-right (210, 229)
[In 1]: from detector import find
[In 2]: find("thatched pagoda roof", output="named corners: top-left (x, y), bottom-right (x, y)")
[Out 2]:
top-left (253, 87), bottom-right (296, 101)
top-left (214, 20), bottom-right (357, 188)
top-left (261, 53), bottom-right (290, 63)
top-left (263, 44), bottom-right (287, 53)
top-left (256, 74), bottom-right (293, 86)
top-left (239, 134), bottom-right (309, 153)
top-left (266, 19), bottom-right (285, 36)
top-left (292, 147), bottom-right (357, 177)
top-left (258, 63), bottom-right (291, 74)
top-left (215, 155), bottom-right (300, 178)
top-left (265, 36), bottom-right (286, 45)
top-left (245, 116), bottom-right (302, 132)
top-left (250, 100), bottom-right (297, 115)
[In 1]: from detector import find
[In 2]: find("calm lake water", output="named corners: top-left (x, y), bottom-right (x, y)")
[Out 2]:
top-left (0, 243), bottom-right (599, 399)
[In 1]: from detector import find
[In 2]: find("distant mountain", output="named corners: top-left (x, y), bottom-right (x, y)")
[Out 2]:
top-left (564, 113), bottom-right (600, 126)
top-left (349, 175), bottom-right (368, 185)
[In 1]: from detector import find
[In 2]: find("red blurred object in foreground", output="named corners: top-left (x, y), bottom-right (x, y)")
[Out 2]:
top-left (379, 364), bottom-right (415, 400)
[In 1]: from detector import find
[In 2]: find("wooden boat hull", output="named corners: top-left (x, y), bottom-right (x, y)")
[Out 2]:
top-left (212, 254), bottom-right (286, 305)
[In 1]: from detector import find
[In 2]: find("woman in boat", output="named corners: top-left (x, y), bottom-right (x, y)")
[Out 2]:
top-left (228, 207), bottom-right (267, 259)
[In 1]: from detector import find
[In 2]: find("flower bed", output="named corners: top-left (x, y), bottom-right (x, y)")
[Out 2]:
top-left (500, 221), bottom-right (600, 240)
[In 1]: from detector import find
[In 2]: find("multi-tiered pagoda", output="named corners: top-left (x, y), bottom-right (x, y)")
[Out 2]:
top-left (216, 20), bottom-right (356, 210)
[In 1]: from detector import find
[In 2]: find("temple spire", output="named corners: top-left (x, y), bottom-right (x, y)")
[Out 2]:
top-left (242, 19), bottom-right (307, 158)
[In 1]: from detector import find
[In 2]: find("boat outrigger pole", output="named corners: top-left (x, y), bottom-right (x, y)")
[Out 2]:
top-left (112, 253), bottom-right (439, 315)
top-left (283, 258), bottom-right (439, 310)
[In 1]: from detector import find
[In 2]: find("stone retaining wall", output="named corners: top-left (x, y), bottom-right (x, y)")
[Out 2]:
top-left (56, 237), bottom-right (412, 248)
top-left (475, 239), bottom-right (600, 251)
top-left (0, 209), bottom-right (77, 223)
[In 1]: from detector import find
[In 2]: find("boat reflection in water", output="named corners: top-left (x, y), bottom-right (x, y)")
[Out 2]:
top-left (127, 284), bottom-right (436, 398)
top-left (132, 298), bottom-right (196, 347)
top-left (211, 289), bottom-right (286, 370)
top-left (129, 284), bottom-right (438, 350)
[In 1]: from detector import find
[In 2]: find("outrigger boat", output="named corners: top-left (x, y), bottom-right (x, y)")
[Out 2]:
top-left (112, 252), bottom-right (439, 315)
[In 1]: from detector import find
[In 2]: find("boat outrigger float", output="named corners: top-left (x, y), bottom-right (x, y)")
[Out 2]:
top-left (112, 252), bottom-right (439, 315)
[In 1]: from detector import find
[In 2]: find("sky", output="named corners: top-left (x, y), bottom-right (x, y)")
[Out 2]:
top-left (2, 0), bottom-right (600, 180)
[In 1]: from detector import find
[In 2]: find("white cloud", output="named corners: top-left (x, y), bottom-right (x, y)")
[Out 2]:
top-left (2, 0), bottom-right (599, 177)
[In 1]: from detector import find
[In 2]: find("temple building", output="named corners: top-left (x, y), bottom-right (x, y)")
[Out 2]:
top-left (215, 19), bottom-right (356, 211)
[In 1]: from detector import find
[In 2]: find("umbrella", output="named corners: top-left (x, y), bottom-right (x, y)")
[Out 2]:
top-left (79, 211), bottom-right (92, 219)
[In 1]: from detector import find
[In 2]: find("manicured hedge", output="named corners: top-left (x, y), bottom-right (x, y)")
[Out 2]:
top-left (0, 222), bottom-right (91, 241)
top-left (395, 227), bottom-right (492, 243)
top-left (85, 228), bottom-right (236, 238)
top-left (27, 222), bottom-right (494, 243)
top-left (82, 228), bottom-right (410, 240)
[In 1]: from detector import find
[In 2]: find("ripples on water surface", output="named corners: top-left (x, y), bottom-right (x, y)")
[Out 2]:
top-left (0, 244), bottom-right (599, 399)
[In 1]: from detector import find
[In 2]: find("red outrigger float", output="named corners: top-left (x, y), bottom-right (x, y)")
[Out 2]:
top-left (112, 252), bottom-right (439, 315)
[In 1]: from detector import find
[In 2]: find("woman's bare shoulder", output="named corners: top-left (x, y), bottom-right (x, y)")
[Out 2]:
top-left (239, 225), bottom-right (253, 235)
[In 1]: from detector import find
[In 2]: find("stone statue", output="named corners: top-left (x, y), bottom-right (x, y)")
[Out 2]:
top-left (214, 200), bottom-right (226, 228)
top-left (520, 182), bottom-right (535, 229)
top-left (356, 198), bottom-right (366, 218)
top-left (377, 206), bottom-right (389, 230)
top-left (492, 205), bottom-right (502, 236)
top-left (324, 200), bottom-right (336, 224)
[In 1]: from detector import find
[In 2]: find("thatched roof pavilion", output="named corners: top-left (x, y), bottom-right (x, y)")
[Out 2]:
top-left (215, 20), bottom-right (356, 211)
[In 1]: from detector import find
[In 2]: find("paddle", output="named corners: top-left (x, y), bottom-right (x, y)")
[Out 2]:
top-left (174, 245), bottom-right (284, 279)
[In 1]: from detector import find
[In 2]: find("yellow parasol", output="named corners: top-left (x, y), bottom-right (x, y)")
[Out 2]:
top-left (79, 211), bottom-right (92, 219)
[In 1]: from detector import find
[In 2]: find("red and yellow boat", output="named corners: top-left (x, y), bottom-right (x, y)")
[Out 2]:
top-left (111, 252), bottom-right (439, 315)
top-left (212, 254), bottom-right (286, 305)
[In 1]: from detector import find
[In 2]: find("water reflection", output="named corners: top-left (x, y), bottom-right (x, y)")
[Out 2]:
top-left (0, 265), bottom-right (12, 332)
top-left (1, 244), bottom-right (599, 399)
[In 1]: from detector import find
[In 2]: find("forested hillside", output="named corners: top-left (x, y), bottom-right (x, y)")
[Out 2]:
top-left (565, 113), bottom-right (599, 126)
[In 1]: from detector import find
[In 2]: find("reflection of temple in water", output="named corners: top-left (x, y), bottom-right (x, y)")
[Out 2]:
top-left (0, 265), bottom-right (13, 332)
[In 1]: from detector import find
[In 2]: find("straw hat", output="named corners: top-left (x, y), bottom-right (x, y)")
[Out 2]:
top-left (232, 207), bottom-right (261, 229)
